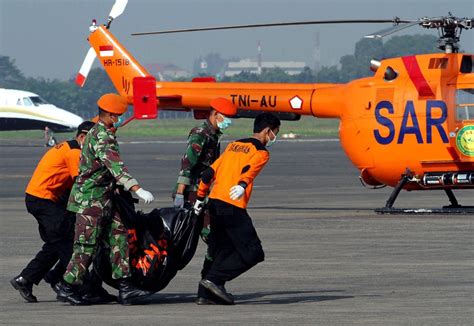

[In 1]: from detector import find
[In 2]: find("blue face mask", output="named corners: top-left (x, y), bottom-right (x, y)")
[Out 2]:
top-left (217, 116), bottom-right (232, 131)
top-left (113, 116), bottom-right (125, 129)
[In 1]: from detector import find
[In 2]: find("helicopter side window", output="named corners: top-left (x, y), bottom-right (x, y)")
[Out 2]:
top-left (460, 55), bottom-right (473, 73)
top-left (29, 96), bottom-right (48, 106)
top-left (456, 88), bottom-right (474, 121)
top-left (22, 97), bottom-right (34, 107)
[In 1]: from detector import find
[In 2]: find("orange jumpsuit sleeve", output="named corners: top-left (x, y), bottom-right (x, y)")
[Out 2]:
top-left (196, 154), bottom-right (223, 199)
top-left (238, 150), bottom-right (270, 187)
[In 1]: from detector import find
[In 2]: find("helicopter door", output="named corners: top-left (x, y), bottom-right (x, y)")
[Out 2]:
top-left (453, 88), bottom-right (474, 161)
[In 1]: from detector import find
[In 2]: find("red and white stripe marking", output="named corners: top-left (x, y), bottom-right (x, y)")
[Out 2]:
top-left (75, 47), bottom-right (97, 87)
top-left (99, 45), bottom-right (114, 57)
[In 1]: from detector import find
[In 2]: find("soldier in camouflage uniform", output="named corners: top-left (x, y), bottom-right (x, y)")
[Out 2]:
top-left (56, 94), bottom-right (155, 306)
top-left (173, 98), bottom-right (237, 208)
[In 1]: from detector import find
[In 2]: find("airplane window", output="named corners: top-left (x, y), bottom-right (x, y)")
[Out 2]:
top-left (22, 97), bottom-right (34, 107)
top-left (456, 88), bottom-right (474, 121)
top-left (30, 96), bottom-right (48, 106)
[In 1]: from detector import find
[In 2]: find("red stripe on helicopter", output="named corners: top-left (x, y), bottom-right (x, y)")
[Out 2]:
top-left (402, 56), bottom-right (435, 97)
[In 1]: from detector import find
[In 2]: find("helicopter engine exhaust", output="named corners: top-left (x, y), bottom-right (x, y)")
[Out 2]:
top-left (421, 172), bottom-right (474, 187)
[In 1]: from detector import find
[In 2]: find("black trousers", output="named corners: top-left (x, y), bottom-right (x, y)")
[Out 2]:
top-left (20, 194), bottom-right (75, 285)
top-left (200, 199), bottom-right (264, 289)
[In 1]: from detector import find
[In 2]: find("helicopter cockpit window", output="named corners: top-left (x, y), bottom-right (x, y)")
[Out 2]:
top-left (22, 97), bottom-right (34, 107)
top-left (456, 88), bottom-right (474, 121)
top-left (29, 96), bottom-right (48, 106)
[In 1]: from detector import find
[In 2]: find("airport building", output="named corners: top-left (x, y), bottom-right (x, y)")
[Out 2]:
top-left (145, 63), bottom-right (191, 81)
top-left (224, 59), bottom-right (307, 77)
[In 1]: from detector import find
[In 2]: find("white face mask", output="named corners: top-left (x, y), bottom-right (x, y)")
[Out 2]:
top-left (113, 115), bottom-right (125, 129)
top-left (266, 129), bottom-right (277, 147)
top-left (216, 114), bottom-right (232, 131)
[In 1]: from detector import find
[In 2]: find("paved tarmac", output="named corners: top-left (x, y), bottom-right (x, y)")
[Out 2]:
top-left (0, 136), bottom-right (473, 325)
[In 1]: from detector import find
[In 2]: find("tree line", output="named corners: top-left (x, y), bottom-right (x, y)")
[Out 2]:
top-left (1, 34), bottom-right (440, 118)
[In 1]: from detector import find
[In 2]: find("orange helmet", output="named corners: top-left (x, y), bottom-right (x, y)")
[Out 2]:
top-left (97, 93), bottom-right (128, 115)
top-left (210, 98), bottom-right (237, 117)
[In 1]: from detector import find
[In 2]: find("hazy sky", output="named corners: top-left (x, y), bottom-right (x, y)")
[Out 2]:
top-left (1, 0), bottom-right (473, 80)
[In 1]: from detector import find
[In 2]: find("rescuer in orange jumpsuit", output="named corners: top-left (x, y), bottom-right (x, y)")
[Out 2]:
top-left (10, 122), bottom-right (95, 303)
top-left (193, 112), bottom-right (281, 305)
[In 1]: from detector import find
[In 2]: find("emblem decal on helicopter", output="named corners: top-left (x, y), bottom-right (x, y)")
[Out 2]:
top-left (99, 45), bottom-right (114, 57)
top-left (456, 125), bottom-right (474, 157)
top-left (289, 96), bottom-right (303, 110)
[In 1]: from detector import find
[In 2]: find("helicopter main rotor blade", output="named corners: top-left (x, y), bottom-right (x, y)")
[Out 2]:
top-left (364, 21), bottom-right (420, 39)
top-left (132, 19), bottom-right (412, 36)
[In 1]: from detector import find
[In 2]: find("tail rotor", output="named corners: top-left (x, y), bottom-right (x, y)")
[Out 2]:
top-left (75, 0), bottom-right (129, 87)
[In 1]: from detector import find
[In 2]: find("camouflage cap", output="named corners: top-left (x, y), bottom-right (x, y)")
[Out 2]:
top-left (98, 93), bottom-right (128, 115)
top-left (210, 98), bottom-right (237, 117)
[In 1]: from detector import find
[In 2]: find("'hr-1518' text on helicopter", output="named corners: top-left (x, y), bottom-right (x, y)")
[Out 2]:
top-left (77, 0), bottom-right (474, 213)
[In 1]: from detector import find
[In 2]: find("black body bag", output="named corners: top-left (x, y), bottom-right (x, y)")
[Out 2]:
top-left (94, 190), bottom-right (203, 293)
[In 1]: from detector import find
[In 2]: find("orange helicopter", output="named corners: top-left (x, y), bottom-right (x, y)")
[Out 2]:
top-left (77, 0), bottom-right (474, 213)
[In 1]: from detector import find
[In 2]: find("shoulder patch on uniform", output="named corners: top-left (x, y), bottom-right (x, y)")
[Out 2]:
top-left (191, 143), bottom-right (202, 152)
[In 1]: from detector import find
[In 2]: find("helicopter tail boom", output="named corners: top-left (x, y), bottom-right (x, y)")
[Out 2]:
top-left (89, 25), bottom-right (149, 98)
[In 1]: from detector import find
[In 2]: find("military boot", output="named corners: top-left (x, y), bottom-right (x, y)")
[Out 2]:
top-left (56, 281), bottom-right (90, 306)
top-left (10, 276), bottom-right (37, 303)
top-left (82, 286), bottom-right (117, 304)
top-left (117, 278), bottom-right (152, 305)
top-left (199, 279), bottom-right (234, 305)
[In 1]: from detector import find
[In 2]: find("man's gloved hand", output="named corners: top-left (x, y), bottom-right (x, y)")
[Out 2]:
top-left (229, 185), bottom-right (245, 200)
top-left (193, 199), bottom-right (205, 216)
top-left (135, 188), bottom-right (154, 204)
top-left (174, 194), bottom-right (184, 208)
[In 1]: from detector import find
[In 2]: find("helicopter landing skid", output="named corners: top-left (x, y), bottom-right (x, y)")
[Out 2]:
top-left (375, 171), bottom-right (474, 214)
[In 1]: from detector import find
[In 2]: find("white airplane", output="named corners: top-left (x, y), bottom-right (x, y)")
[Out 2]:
top-left (0, 88), bottom-right (83, 131)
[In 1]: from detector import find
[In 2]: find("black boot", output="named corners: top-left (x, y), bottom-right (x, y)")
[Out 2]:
top-left (82, 286), bottom-right (117, 304)
top-left (56, 281), bottom-right (90, 306)
top-left (117, 278), bottom-right (152, 305)
top-left (196, 282), bottom-right (234, 305)
top-left (10, 276), bottom-right (37, 303)
top-left (199, 279), bottom-right (234, 305)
